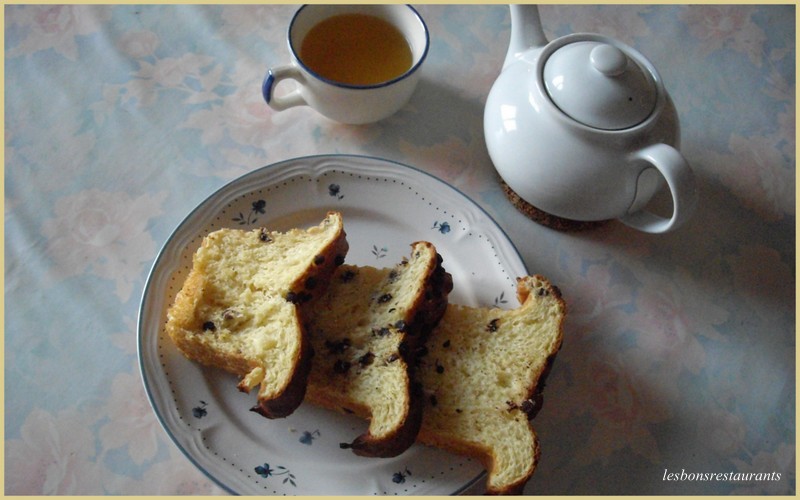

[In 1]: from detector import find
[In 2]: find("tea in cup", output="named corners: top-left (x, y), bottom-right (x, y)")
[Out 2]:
top-left (263, 5), bottom-right (429, 124)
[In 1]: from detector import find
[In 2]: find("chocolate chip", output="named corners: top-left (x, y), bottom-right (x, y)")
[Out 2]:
top-left (305, 276), bottom-right (318, 290)
top-left (520, 398), bottom-right (541, 417)
top-left (202, 321), bottom-right (216, 332)
top-left (340, 269), bottom-right (356, 283)
top-left (387, 270), bottom-right (399, 283)
top-left (372, 327), bottom-right (391, 337)
top-left (487, 318), bottom-right (500, 332)
top-left (357, 352), bottom-right (375, 367)
top-left (314, 255), bottom-right (325, 265)
top-left (377, 293), bottom-right (392, 304)
top-left (334, 254), bottom-right (345, 266)
top-left (387, 353), bottom-right (399, 363)
top-left (398, 341), bottom-right (411, 358)
top-left (442, 340), bottom-right (451, 348)
top-left (394, 320), bottom-right (406, 331)
top-left (333, 359), bottom-right (351, 374)
top-left (326, 338), bottom-right (351, 354)
top-left (258, 228), bottom-right (271, 242)
top-left (435, 360), bottom-right (445, 374)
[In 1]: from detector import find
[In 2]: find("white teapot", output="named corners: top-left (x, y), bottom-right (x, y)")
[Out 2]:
top-left (484, 5), bottom-right (697, 233)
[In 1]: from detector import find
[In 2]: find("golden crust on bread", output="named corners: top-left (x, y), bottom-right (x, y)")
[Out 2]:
top-left (305, 241), bottom-right (453, 457)
top-left (165, 212), bottom-right (348, 418)
top-left (416, 275), bottom-right (565, 494)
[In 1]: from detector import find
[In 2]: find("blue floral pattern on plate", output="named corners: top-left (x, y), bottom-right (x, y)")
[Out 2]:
top-left (255, 464), bottom-right (296, 487)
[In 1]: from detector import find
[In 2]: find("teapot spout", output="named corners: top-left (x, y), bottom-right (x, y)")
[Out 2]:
top-left (504, 4), bottom-right (548, 69)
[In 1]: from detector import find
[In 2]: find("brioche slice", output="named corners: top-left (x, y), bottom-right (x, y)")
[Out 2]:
top-left (417, 275), bottom-right (565, 495)
top-left (305, 241), bottom-right (453, 457)
top-left (166, 212), bottom-right (348, 418)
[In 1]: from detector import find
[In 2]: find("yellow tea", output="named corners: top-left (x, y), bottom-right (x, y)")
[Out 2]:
top-left (299, 13), bottom-right (413, 86)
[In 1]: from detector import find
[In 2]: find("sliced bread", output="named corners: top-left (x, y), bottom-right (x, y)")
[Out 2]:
top-left (304, 241), bottom-right (453, 457)
top-left (416, 275), bottom-right (565, 495)
top-left (165, 212), bottom-right (349, 418)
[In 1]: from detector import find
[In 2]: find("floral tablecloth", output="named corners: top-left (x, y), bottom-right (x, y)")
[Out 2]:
top-left (5, 4), bottom-right (795, 495)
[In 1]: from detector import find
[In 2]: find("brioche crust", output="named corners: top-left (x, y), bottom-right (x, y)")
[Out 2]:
top-left (165, 212), bottom-right (348, 419)
top-left (305, 241), bottom-right (453, 457)
top-left (416, 275), bottom-right (565, 495)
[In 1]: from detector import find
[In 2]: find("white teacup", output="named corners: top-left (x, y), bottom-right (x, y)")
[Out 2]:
top-left (263, 5), bottom-right (429, 125)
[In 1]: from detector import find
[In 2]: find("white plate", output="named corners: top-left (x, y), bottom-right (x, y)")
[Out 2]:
top-left (138, 154), bottom-right (528, 495)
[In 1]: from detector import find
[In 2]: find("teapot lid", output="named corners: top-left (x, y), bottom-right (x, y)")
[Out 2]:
top-left (543, 40), bottom-right (657, 130)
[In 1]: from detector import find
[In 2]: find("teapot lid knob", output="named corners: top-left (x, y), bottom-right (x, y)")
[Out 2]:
top-left (543, 40), bottom-right (658, 130)
top-left (590, 44), bottom-right (627, 76)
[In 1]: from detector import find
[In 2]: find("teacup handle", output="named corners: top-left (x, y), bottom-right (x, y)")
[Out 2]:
top-left (262, 64), bottom-right (308, 111)
top-left (620, 143), bottom-right (698, 234)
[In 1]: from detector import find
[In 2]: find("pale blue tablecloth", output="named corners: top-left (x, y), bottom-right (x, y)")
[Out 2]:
top-left (5, 4), bottom-right (795, 495)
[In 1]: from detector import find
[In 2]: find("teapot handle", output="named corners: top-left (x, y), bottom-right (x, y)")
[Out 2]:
top-left (620, 143), bottom-right (697, 233)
